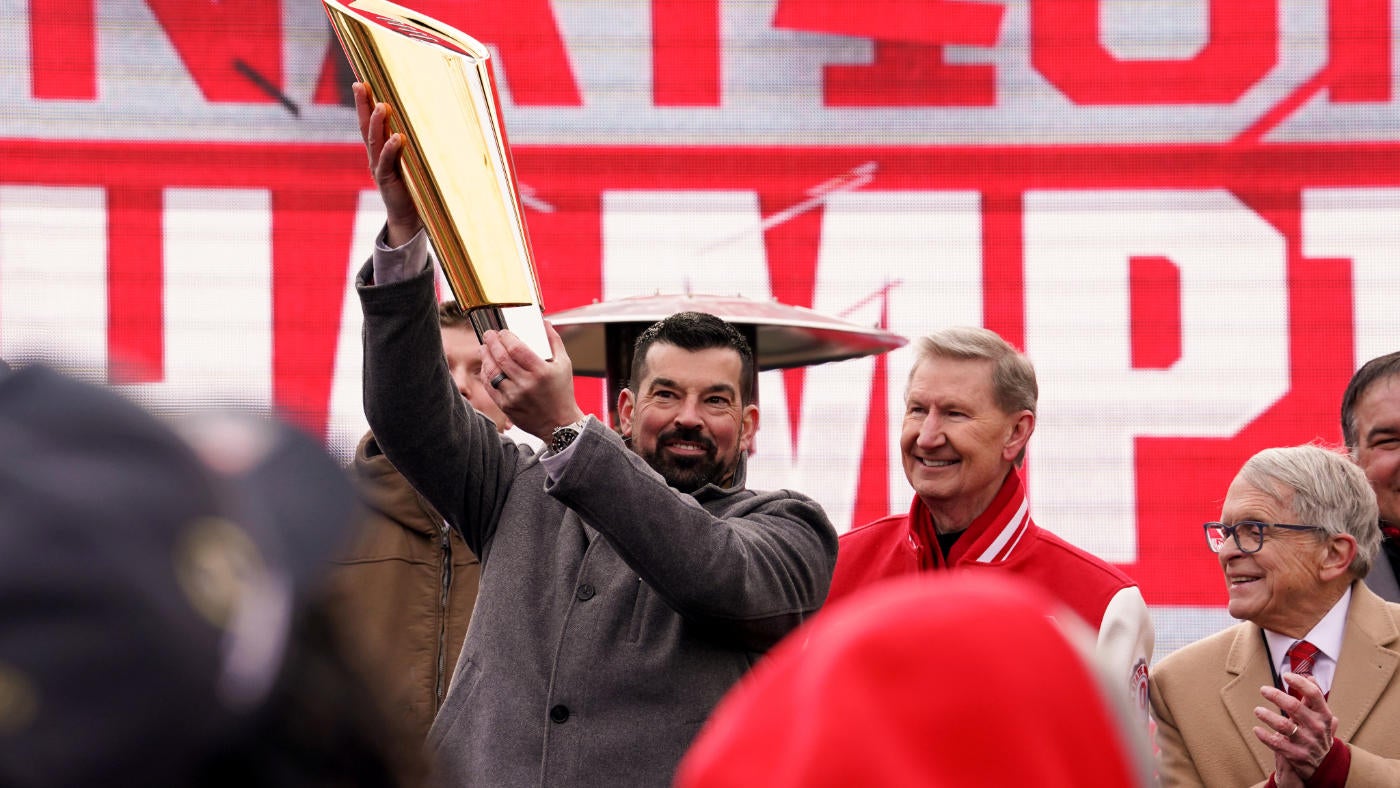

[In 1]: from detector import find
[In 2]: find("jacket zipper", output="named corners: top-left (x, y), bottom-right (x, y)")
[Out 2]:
top-left (435, 520), bottom-right (453, 709)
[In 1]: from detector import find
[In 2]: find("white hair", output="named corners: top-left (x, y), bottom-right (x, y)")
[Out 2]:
top-left (1237, 444), bottom-right (1381, 578)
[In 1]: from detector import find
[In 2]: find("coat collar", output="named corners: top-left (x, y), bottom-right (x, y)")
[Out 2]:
top-left (691, 453), bottom-right (748, 501)
top-left (912, 471), bottom-right (1034, 568)
top-left (1330, 581), bottom-right (1400, 741)
top-left (1221, 620), bottom-right (1277, 775)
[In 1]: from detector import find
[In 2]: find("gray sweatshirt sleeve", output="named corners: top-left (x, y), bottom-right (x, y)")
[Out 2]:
top-left (544, 421), bottom-right (837, 651)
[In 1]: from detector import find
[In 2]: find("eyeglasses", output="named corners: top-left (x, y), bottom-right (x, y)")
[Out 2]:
top-left (1203, 521), bottom-right (1326, 554)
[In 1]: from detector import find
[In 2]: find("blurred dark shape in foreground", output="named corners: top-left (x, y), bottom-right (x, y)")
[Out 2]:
top-left (0, 364), bottom-right (405, 788)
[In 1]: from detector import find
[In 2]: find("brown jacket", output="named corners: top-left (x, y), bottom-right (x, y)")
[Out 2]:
top-left (1150, 582), bottom-right (1400, 787)
top-left (326, 432), bottom-right (480, 751)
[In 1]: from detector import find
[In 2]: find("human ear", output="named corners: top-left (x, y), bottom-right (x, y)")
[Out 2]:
top-left (1318, 534), bottom-right (1359, 582)
top-left (618, 387), bottom-right (636, 440)
top-left (739, 403), bottom-right (759, 454)
top-left (1002, 410), bottom-right (1036, 463)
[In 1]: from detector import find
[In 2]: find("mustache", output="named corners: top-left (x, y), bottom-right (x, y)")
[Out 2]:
top-left (657, 426), bottom-right (715, 452)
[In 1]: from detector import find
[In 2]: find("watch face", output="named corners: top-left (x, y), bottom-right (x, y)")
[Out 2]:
top-left (552, 427), bottom-right (580, 453)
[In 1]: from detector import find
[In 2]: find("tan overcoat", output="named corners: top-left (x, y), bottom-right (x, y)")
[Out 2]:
top-left (1150, 582), bottom-right (1400, 787)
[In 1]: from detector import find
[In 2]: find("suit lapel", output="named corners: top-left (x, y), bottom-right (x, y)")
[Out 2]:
top-left (1220, 622), bottom-right (1278, 776)
top-left (1330, 583), bottom-right (1400, 740)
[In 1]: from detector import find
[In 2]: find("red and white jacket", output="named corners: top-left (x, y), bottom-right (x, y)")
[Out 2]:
top-left (829, 470), bottom-right (1155, 714)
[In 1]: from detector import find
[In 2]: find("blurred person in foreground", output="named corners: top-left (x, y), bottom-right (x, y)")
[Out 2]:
top-left (0, 364), bottom-right (400, 787)
top-left (325, 300), bottom-right (515, 766)
top-left (352, 84), bottom-right (837, 786)
top-left (1341, 351), bottom-right (1400, 602)
top-left (828, 326), bottom-right (1153, 713)
top-left (1150, 444), bottom-right (1400, 787)
top-left (676, 573), bottom-right (1155, 788)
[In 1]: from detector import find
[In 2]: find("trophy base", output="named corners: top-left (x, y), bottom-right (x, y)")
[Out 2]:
top-left (468, 304), bottom-right (553, 361)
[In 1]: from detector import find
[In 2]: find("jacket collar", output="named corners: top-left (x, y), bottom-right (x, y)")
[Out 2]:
top-left (692, 453), bottom-right (748, 502)
top-left (1221, 620), bottom-right (1277, 775)
top-left (911, 470), bottom-right (1034, 568)
top-left (1330, 581), bottom-right (1400, 741)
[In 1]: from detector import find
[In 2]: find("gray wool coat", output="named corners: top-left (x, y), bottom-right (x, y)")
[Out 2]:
top-left (357, 260), bottom-right (838, 787)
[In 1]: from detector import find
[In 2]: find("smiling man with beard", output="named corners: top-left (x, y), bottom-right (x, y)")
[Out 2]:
top-left (619, 317), bottom-right (754, 493)
top-left (825, 326), bottom-right (1154, 716)
top-left (350, 85), bottom-right (836, 788)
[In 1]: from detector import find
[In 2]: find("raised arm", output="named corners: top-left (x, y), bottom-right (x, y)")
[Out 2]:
top-left (546, 425), bottom-right (837, 651)
top-left (352, 81), bottom-right (525, 555)
top-left (354, 82), bottom-right (423, 249)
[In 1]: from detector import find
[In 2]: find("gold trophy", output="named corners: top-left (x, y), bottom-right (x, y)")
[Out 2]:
top-left (323, 0), bottom-right (551, 359)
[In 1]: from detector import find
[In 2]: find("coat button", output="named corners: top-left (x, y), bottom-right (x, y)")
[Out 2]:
top-left (576, 583), bottom-right (595, 601)
top-left (549, 704), bottom-right (570, 724)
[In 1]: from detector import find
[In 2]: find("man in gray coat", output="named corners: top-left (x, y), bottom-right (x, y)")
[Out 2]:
top-left (351, 85), bottom-right (838, 787)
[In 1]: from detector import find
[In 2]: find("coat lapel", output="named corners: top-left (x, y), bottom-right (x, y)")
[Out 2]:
top-left (1220, 622), bottom-right (1278, 776)
top-left (1330, 583), bottom-right (1400, 741)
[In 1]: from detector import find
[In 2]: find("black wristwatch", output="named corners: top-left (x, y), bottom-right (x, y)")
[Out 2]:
top-left (550, 418), bottom-right (588, 453)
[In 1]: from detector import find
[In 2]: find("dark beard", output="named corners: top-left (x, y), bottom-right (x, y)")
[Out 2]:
top-left (636, 426), bottom-right (730, 493)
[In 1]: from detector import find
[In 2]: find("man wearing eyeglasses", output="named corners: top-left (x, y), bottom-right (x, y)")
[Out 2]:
top-left (1149, 445), bottom-right (1400, 787)
top-left (1341, 352), bottom-right (1400, 603)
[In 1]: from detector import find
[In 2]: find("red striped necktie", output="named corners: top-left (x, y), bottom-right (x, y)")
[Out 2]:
top-left (1285, 640), bottom-right (1322, 699)
top-left (1287, 640), bottom-right (1319, 678)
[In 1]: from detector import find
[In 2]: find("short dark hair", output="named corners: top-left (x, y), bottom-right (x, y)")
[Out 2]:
top-left (437, 300), bottom-right (471, 330)
top-left (1341, 351), bottom-right (1400, 449)
top-left (630, 312), bottom-right (755, 404)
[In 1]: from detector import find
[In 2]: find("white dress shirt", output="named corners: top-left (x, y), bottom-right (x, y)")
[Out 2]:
top-left (1264, 585), bottom-right (1351, 694)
